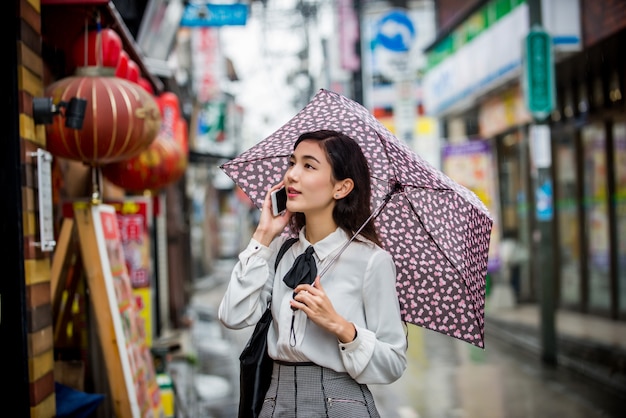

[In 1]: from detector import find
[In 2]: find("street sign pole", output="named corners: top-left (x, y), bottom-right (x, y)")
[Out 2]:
top-left (526, 0), bottom-right (557, 366)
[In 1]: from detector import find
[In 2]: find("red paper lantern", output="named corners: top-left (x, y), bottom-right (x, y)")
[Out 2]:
top-left (137, 77), bottom-right (154, 95)
top-left (71, 28), bottom-right (122, 68)
top-left (115, 50), bottom-right (129, 78)
top-left (102, 93), bottom-right (189, 191)
top-left (126, 60), bottom-right (140, 83)
top-left (45, 67), bottom-right (161, 165)
top-left (101, 133), bottom-right (187, 192)
top-left (175, 117), bottom-right (189, 153)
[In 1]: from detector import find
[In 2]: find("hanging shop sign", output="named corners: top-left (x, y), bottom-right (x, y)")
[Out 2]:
top-left (338, 0), bottom-right (360, 71)
top-left (523, 26), bottom-right (555, 121)
top-left (180, 2), bottom-right (247, 27)
top-left (191, 27), bottom-right (224, 103)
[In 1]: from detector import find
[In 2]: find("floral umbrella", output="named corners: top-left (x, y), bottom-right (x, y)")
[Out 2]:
top-left (220, 89), bottom-right (493, 348)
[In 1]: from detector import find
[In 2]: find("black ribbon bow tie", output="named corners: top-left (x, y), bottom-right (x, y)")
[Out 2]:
top-left (282, 245), bottom-right (317, 291)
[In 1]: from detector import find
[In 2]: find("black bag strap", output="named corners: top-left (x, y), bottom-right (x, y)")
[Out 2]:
top-left (265, 237), bottom-right (297, 310)
top-left (275, 237), bottom-right (298, 270)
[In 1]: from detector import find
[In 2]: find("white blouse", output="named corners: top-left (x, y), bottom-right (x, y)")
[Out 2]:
top-left (218, 227), bottom-right (407, 385)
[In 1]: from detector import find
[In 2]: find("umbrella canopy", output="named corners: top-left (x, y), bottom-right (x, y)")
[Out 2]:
top-left (220, 89), bottom-right (493, 348)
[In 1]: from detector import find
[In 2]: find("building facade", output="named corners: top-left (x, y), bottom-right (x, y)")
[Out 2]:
top-left (422, 0), bottom-right (626, 320)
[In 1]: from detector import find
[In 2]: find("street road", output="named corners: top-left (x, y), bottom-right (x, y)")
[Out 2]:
top-left (369, 326), bottom-right (623, 418)
top-left (189, 264), bottom-right (624, 418)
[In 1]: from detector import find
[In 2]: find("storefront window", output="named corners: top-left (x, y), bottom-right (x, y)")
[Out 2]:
top-left (497, 132), bottom-right (529, 301)
top-left (555, 132), bottom-right (581, 306)
top-left (582, 123), bottom-right (611, 310)
top-left (613, 122), bottom-right (626, 314)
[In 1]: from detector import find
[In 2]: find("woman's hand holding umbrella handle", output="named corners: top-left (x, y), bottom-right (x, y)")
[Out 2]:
top-left (292, 277), bottom-right (357, 343)
top-left (253, 183), bottom-right (291, 246)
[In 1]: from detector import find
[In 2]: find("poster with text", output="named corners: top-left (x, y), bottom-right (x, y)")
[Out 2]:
top-left (442, 140), bottom-right (501, 272)
top-left (107, 198), bottom-right (155, 346)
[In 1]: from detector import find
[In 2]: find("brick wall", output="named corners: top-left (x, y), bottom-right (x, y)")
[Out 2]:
top-left (18, 0), bottom-right (56, 416)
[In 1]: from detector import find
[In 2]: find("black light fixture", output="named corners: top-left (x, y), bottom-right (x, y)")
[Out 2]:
top-left (33, 97), bottom-right (87, 129)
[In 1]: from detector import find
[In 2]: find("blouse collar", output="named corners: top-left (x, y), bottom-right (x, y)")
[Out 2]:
top-left (298, 227), bottom-right (350, 263)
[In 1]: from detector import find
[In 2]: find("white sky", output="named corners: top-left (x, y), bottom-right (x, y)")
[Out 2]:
top-left (219, 0), bottom-right (336, 150)
top-left (220, 0), bottom-right (307, 149)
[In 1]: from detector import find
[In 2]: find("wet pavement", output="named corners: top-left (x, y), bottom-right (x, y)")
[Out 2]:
top-left (170, 260), bottom-right (625, 418)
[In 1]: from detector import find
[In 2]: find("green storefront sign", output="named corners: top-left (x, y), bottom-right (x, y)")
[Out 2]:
top-left (524, 26), bottom-right (555, 121)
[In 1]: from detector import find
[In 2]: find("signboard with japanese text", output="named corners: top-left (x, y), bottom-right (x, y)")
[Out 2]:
top-left (107, 198), bottom-right (156, 346)
top-left (108, 199), bottom-right (154, 289)
top-left (191, 27), bottom-right (225, 103)
top-left (442, 141), bottom-right (501, 272)
top-left (181, 2), bottom-right (247, 27)
top-left (523, 27), bottom-right (555, 120)
top-left (73, 202), bottom-right (162, 418)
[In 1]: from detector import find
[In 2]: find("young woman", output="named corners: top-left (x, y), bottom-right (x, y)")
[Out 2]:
top-left (219, 130), bottom-right (407, 417)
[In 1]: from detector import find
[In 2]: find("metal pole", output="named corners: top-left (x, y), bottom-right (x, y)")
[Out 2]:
top-left (527, 0), bottom-right (557, 365)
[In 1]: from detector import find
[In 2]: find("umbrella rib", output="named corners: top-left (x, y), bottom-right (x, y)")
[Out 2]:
top-left (370, 174), bottom-right (455, 194)
top-left (399, 191), bottom-right (464, 280)
top-left (319, 187), bottom-right (458, 278)
top-left (318, 192), bottom-right (392, 278)
top-left (219, 153), bottom-right (292, 168)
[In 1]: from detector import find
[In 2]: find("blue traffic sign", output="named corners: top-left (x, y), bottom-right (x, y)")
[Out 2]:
top-left (375, 10), bottom-right (415, 52)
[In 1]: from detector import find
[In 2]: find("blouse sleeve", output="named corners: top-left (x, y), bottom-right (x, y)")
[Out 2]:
top-left (217, 238), bottom-right (277, 329)
top-left (338, 249), bottom-right (408, 384)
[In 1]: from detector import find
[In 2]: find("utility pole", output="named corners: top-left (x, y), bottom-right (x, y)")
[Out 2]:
top-left (526, 0), bottom-right (557, 365)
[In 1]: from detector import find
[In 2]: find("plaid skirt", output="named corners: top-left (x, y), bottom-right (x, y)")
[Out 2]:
top-left (258, 361), bottom-right (380, 418)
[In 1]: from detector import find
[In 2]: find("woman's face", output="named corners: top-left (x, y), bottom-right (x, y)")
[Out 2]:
top-left (285, 139), bottom-right (336, 217)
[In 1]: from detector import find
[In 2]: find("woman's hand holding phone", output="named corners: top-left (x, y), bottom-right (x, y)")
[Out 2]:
top-left (252, 183), bottom-right (290, 246)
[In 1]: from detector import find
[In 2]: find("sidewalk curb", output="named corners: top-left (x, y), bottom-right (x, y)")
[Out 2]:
top-left (486, 318), bottom-right (626, 401)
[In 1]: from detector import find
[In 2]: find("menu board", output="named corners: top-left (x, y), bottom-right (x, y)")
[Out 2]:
top-left (74, 202), bottom-right (162, 418)
top-left (107, 198), bottom-right (155, 346)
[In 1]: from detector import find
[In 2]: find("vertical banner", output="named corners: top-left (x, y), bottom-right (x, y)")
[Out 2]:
top-left (337, 0), bottom-right (360, 71)
top-left (191, 27), bottom-right (224, 103)
top-left (442, 140), bottom-right (501, 272)
top-left (108, 198), bottom-right (155, 347)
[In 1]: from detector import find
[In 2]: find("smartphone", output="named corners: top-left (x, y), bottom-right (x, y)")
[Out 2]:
top-left (271, 186), bottom-right (287, 216)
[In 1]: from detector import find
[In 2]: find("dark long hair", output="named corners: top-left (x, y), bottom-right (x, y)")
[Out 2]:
top-left (289, 130), bottom-right (381, 247)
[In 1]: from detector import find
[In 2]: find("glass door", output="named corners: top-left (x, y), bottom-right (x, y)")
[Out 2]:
top-left (582, 123), bottom-right (611, 311)
top-left (613, 121), bottom-right (626, 315)
top-left (554, 128), bottom-right (582, 307)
